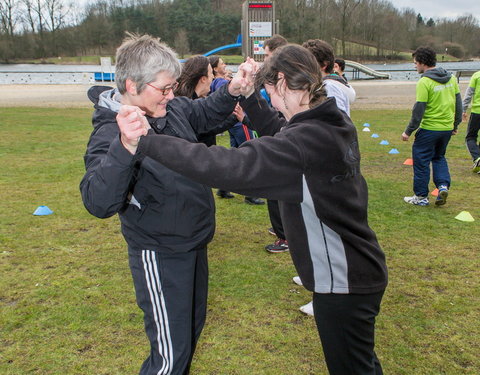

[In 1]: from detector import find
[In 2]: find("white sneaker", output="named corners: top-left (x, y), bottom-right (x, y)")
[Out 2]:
top-left (473, 157), bottom-right (480, 173)
top-left (299, 301), bottom-right (314, 316)
top-left (403, 195), bottom-right (429, 206)
top-left (292, 276), bottom-right (303, 286)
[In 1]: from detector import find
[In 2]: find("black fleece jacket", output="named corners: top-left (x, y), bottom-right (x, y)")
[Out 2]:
top-left (138, 93), bottom-right (388, 294)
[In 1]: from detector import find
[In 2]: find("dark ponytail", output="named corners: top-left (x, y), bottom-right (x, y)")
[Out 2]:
top-left (255, 44), bottom-right (326, 109)
top-left (309, 81), bottom-right (327, 108)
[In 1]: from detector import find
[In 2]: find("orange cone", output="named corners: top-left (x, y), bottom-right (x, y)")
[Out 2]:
top-left (403, 158), bottom-right (413, 165)
top-left (431, 188), bottom-right (439, 197)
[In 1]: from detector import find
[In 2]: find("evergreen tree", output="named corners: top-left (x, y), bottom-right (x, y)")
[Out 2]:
top-left (417, 13), bottom-right (424, 27)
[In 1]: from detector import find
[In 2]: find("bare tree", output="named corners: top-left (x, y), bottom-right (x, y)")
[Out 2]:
top-left (333, 0), bottom-right (361, 57)
top-left (0, 0), bottom-right (18, 36)
top-left (21, 0), bottom-right (71, 34)
top-left (313, 0), bottom-right (336, 44)
top-left (45, 0), bottom-right (72, 55)
top-left (174, 28), bottom-right (189, 58)
top-left (19, 0), bottom-right (72, 56)
top-left (21, 0), bottom-right (37, 33)
top-left (44, 0), bottom-right (69, 32)
top-left (0, 0), bottom-right (20, 61)
top-left (18, 0), bottom-right (47, 56)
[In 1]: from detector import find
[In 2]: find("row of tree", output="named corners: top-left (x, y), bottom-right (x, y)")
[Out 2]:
top-left (277, 0), bottom-right (480, 60)
top-left (1, 0), bottom-right (479, 62)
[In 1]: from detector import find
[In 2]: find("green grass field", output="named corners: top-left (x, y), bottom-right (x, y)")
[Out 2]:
top-left (0, 107), bottom-right (478, 374)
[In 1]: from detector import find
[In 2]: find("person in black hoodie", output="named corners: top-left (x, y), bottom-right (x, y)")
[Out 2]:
top-left (118, 44), bottom-right (388, 375)
top-left (80, 34), bottom-right (244, 375)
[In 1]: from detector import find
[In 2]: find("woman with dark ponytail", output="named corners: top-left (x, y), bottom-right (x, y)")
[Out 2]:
top-left (120, 44), bottom-right (388, 375)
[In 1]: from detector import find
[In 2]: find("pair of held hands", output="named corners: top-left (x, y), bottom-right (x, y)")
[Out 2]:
top-left (117, 57), bottom-right (259, 154)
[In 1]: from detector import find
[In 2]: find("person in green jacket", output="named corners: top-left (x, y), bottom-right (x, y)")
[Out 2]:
top-left (462, 70), bottom-right (480, 173)
top-left (402, 46), bottom-right (462, 206)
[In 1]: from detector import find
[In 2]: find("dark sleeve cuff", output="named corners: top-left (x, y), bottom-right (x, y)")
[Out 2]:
top-left (109, 135), bottom-right (137, 165)
top-left (225, 83), bottom-right (243, 101)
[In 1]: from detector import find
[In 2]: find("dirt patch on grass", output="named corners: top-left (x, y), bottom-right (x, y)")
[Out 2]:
top-left (0, 84), bottom-right (100, 108)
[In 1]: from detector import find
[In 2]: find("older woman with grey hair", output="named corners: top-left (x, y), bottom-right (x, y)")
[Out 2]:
top-left (80, 34), bottom-right (246, 375)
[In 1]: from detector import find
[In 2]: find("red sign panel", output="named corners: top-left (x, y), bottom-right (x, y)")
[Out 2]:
top-left (249, 4), bottom-right (273, 8)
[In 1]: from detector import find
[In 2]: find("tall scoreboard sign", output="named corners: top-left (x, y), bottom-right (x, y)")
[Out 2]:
top-left (242, 1), bottom-right (278, 62)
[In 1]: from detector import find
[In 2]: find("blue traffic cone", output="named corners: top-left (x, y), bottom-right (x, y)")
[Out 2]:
top-left (33, 206), bottom-right (54, 216)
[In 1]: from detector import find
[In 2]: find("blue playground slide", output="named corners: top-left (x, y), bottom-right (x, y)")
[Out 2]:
top-left (178, 41), bottom-right (242, 63)
top-left (202, 42), bottom-right (241, 56)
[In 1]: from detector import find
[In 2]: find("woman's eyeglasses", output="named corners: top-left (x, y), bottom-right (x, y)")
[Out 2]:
top-left (146, 81), bottom-right (179, 96)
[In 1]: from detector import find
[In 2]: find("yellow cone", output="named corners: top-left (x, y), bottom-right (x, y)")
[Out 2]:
top-left (455, 211), bottom-right (475, 222)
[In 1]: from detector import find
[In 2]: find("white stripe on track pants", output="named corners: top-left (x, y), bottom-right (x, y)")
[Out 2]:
top-left (128, 247), bottom-right (208, 375)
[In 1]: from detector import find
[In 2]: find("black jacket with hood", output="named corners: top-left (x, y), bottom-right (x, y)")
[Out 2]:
top-left (80, 84), bottom-right (239, 252)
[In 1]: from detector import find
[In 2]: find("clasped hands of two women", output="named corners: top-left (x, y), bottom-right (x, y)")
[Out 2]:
top-left (117, 58), bottom-right (258, 154)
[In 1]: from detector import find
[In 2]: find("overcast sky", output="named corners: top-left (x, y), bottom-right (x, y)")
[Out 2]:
top-left (393, 0), bottom-right (480, 19)
top-left (77, 1), bottom-right (479, 20)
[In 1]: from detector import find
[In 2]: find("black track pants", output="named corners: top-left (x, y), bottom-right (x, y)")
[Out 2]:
top-left (267, 199), bottom-right (285, 240)
top-left (129, 247), bottom-right (208, 375)
top-left (313, 291), bottom-right (385, 375)
top-left (466, 112), bottom-right (480, 161)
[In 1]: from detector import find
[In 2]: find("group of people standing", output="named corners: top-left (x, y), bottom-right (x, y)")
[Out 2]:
top-left (79, 30), bottom-right (478, 375)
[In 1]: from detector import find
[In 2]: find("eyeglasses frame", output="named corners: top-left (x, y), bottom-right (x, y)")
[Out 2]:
top-left (146, 81), bottom-right (179, 96)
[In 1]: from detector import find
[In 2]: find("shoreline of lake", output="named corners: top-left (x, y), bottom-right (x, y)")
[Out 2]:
top-left (1, 60), bottom-right (478, 84)
top-left (0, 80), bottom-right (470, 110)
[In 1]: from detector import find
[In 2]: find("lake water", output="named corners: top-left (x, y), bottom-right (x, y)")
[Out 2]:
top-left (0, 61), bottom-right (479, 84)
top-left (351, 60), bottom-right (480, 81)
top-left (0, 64), bottom-right (109, 84)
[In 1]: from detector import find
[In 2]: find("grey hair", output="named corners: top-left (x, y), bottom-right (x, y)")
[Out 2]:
top-left (115, 33), bottom-right (182, 94)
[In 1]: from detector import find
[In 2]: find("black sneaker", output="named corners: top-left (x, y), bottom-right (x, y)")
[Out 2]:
top-left (244, 197), bottom-right (265, 205)
top-left (268, 227), bottom-right (276, 236)
top-left (217, 190), bottom-right (234, 199)
top-left (265, 239), bottom-right (289, 253)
